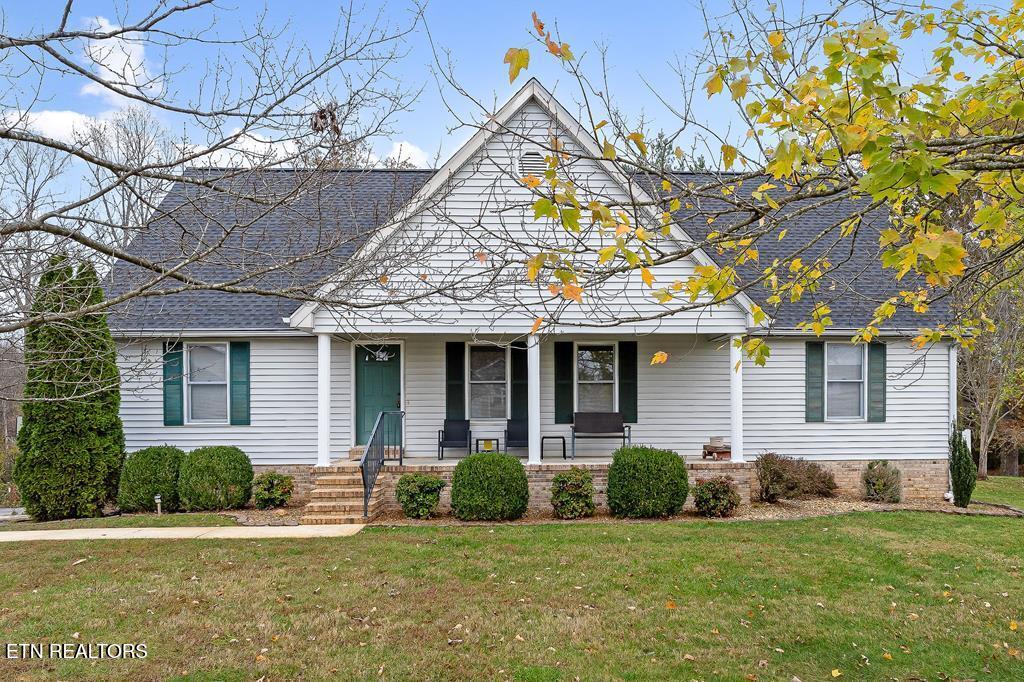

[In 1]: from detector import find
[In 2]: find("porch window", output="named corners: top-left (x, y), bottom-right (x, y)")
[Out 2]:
top-left (825, 343), bottom-right (865, 420)
top-left (576, 344), bottom-right (616, 412)
top-left (186, 343), bottom-right (229, 422)
top-left (468, 345), bottom-right (507, 419)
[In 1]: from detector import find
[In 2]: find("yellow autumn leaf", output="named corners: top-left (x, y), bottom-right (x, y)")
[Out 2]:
top-left (651, 351), bottom-right (669, 365)
top-left (378, 275), bottom-right (389, 285)
top-left (602, 140), bottom-right (617, 160)
top-left (563, 284), bottom-right (583, 302)
top-left (665, 600), bottom-right (677, 609)
top-left (722, 144), bottom-right (738, 170)
top-left (705, 71), bottom-right (724, 96)
top-left (831, 670), bottom-right (842, 678)
top-left (768, 31), bottom-right (785, 47)
top-left (503, 47), bottom-right (529, 83)
top-left (640, 267), bottom-right (655, 287)
top-left (882, 652), bottom-right (893, 661)
top-left (530, 317), bottom-right (544, 334)
top-left (521, 174), bottom-right (542, 189)
top-left (1011, 620), bottom-right (1019, 631)
top-left (627, 132), bottom-right (647, 156)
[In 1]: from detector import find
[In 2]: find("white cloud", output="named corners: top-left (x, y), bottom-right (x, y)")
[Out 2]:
top-left (2, 110), bottom-right (99, 143)
top-left (80, 16), bottom-right (158, 107)
top-left (386, 140), bottom-right (430, 168)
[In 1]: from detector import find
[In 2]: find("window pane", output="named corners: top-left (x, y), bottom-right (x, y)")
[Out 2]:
top-left (578, 383), bottom-right (614, 412)
top-left (190, 384), bottom-right (227, 421)
top-left (189, 344), bottom-right (227, 382)
top-left (470, 347), bottom-right (506, 382)
top-left (827, 381), bottom-right (862, 419)
top-left (470, 383), bottom-right (506, 419)
top-left (826, 344), bottom-right (863, 381)
top-left (578, 346), bottom-right (614, 382)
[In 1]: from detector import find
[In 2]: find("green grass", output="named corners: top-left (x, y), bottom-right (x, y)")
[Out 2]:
top-left (0, 512), bottom-right (1021, 680)
top-left (975, 476), bottom-right (1024, 509)
top-left (0, 512), bottom-right (237, 532)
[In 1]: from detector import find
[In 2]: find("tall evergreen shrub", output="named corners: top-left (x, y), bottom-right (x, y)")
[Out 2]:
top-left (949, 429), bottom-right (976, 508)
top-left (13, 258), bottom-right (125, 520)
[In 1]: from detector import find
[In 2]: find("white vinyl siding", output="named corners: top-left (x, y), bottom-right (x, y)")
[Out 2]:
top-left (118, 337), bottom-right (351, 466)
top-left (744, 339), bottom-right (950, 460)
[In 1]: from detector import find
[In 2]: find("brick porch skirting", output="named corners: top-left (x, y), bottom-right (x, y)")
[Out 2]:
top-left (284, 456), bottom-right (949, 511)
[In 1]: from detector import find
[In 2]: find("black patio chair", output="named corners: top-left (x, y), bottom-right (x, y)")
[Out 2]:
top-left (437, 419), bottom-right (471, 460)
top-left (504, 419), bottom-right (528, 450)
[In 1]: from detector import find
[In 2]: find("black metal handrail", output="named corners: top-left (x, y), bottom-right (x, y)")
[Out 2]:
top-left (359, 410), bottom-right (405, 517)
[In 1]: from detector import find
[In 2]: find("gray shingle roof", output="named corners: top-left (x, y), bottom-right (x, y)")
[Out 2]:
top-left (106, 167), bottom-right (947, 334)
top-left (106, 168), bottom-right (434, 332)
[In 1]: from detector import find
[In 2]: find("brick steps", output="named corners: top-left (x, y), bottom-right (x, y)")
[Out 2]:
top-left (302, 460), bottom-right (381, 524)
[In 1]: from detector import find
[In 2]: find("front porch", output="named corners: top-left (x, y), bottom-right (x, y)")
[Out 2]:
top-left (311, 332), bottom-right (750, 466)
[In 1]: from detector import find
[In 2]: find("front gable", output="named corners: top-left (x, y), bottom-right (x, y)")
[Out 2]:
top-left (292, 80), bottom-right (754, 336)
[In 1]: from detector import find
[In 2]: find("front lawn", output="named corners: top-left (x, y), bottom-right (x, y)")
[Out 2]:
top-left (0, 513), bottom-right (236, 532)
top-left (975, 475), bottom-right (1024, 509)
top-left (0, 512), bottom-right (1021, 680)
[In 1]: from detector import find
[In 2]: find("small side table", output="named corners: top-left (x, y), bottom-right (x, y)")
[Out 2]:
top-left (702, 444), bottom-right (731, 461)
top-left (541, 435), bottom-right (567, 460)
top-left (475, 437), bottom-right (501, 453)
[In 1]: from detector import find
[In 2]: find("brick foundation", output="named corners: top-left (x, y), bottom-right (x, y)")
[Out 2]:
top-left (816, 459), bottom-right (948, 500)
top-left (252, 464), bottom-right (316, 504)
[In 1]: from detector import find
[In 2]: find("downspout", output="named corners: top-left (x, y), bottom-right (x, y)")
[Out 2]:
top-left (945, 343), bottom-right (957, 501)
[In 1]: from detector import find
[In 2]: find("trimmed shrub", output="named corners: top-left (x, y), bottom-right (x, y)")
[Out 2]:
top-left (252, 471), bottom-right (294, 510)
top-left (395, 473), bottom-right (446, 519)
top-left (863, 460), bottom-right (901, 503)
top-left (550, 467), bottom-right (595, 519)
top-left (117, 445), bottom-right (185, 513)
top-left (13, 258), bottom-right (125, 521)
top-left (950, 430), bottom-right (976, 508)
top-left (607, 445), bottom-right (689, 518)
top-left (450, 453), bottom-right (528, 521)
top-left (755, 452), bottom-right (837, 502)
top-left (693, 476), bottom-right (741, 517)
top-left (0, 443), bottom-right (18, 507)
top-left (178, 446), bottom-right (254, 511)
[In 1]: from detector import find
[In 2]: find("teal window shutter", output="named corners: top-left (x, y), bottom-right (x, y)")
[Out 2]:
top-left (554, 341), bottom-right (574, 424)
top-left (229, 341), bottom-right (251, 425)
top-left (445, 342), bottom-right (466, 419)
top-left (867, 342), bottom-right (887, 422)
top-left (618, 341), bottom-right (638, 423)
top-left (805, 341), bottom-right (824, 422)
top-left (510, 342), bottom-right (528, 421)
top-left (163, 341), bottom-right (184, 426)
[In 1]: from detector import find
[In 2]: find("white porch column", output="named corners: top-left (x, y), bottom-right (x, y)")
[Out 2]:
top-left (527, 334), bottom-right (542, 464)
top-left (316, 333), bottom-right (332, 467)
top-left (729, 334), bottom-right (744, 463)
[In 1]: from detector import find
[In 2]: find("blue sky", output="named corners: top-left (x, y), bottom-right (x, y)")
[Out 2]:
top-left (4, 1), bottom-right (955, 168)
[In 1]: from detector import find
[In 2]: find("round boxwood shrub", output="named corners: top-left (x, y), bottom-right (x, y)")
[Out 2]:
top-left (178, 446), bottom-right (254, 511)
top-left (450, 452), bottom-right (528, 521)
top-left (692, 476), bottom-right (741, 517)
top-left (395, 473), bottom-right (446, 519)
top-left (252, 471), bottom-right (295, 509)
top-left (607, 445), bottom-right (688, 518)
top-left (117, 445), bottom-right (185, 513)
top-left (550, 466), bottom-right (595, 519)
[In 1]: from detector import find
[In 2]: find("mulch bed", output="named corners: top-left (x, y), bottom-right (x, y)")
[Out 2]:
top-left (221, 506), bottom-right (305, 526)
top-left (371, 497), bottom-right (1023, 527)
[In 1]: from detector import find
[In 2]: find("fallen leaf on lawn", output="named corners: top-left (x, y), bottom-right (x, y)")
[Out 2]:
top-left (907, 613), bottom-right (919, 621)
top-left (514, 634), bottom-right (524, 642)
top-left (711, 627), bottom-right (720, 635)
top-left (71, 632), bottom-right (80, 640)
top-left (71, 558), bottom-right (88, 566)
top-left (758, 659), bottom-right (768, 668)
top-left (255, 654), bottom-right (267, 662)
top-left (1011, 620), bottom-right (1018, 631)
top-left (683, 654), bottom-right (695, 661)
top-left (882, 652), bottom-right (893, 660)
top-left (832, 670), bottom-right (842, 678)
top-left (665, 600), bottom-right (677, 609)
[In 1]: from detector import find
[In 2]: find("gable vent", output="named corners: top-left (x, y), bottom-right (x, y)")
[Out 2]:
top-left (518, 151), bottom-right (547, 176)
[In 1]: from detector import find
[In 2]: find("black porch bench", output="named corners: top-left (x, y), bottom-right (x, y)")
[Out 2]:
top-left (570, 411), bottom-right (631, 459)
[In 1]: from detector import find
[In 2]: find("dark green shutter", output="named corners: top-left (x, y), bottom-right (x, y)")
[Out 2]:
top-left (445, 341), bottom-right (466, 419)
top-left (805, 341), bottom-right (825, 422)
top-left (229, 341), bottom-right (251, 425)
top-left (618, 341), bottom-right (638, 423)
top-left (554, 341), bottom-right (574, 424)
top-left (867, 342), bottom-right (887, 422)
top-left (510, 342), bottom-right (528, 421)
top-left (163, 341), bottom-right (184, 426)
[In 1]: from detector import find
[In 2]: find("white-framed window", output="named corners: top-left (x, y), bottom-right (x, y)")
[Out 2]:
top-left (825, 342), bottom-right (866, 421)
top-left (575, 343), bottom-right (617, 412)
top-left (186, 342), bottom-right (229, 423)
top-left (467, 344), bottom-right (508, 419)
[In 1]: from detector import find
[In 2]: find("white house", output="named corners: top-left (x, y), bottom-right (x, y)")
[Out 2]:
top-left (107, 80), bottom-right (955, 522)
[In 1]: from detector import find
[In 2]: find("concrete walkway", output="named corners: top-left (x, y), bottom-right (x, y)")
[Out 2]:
top-left (0, 524), bottom-right (363, 543)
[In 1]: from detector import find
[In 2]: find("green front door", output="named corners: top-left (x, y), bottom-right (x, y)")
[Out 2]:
top-left (355, 344), bottom-right (402, 445)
